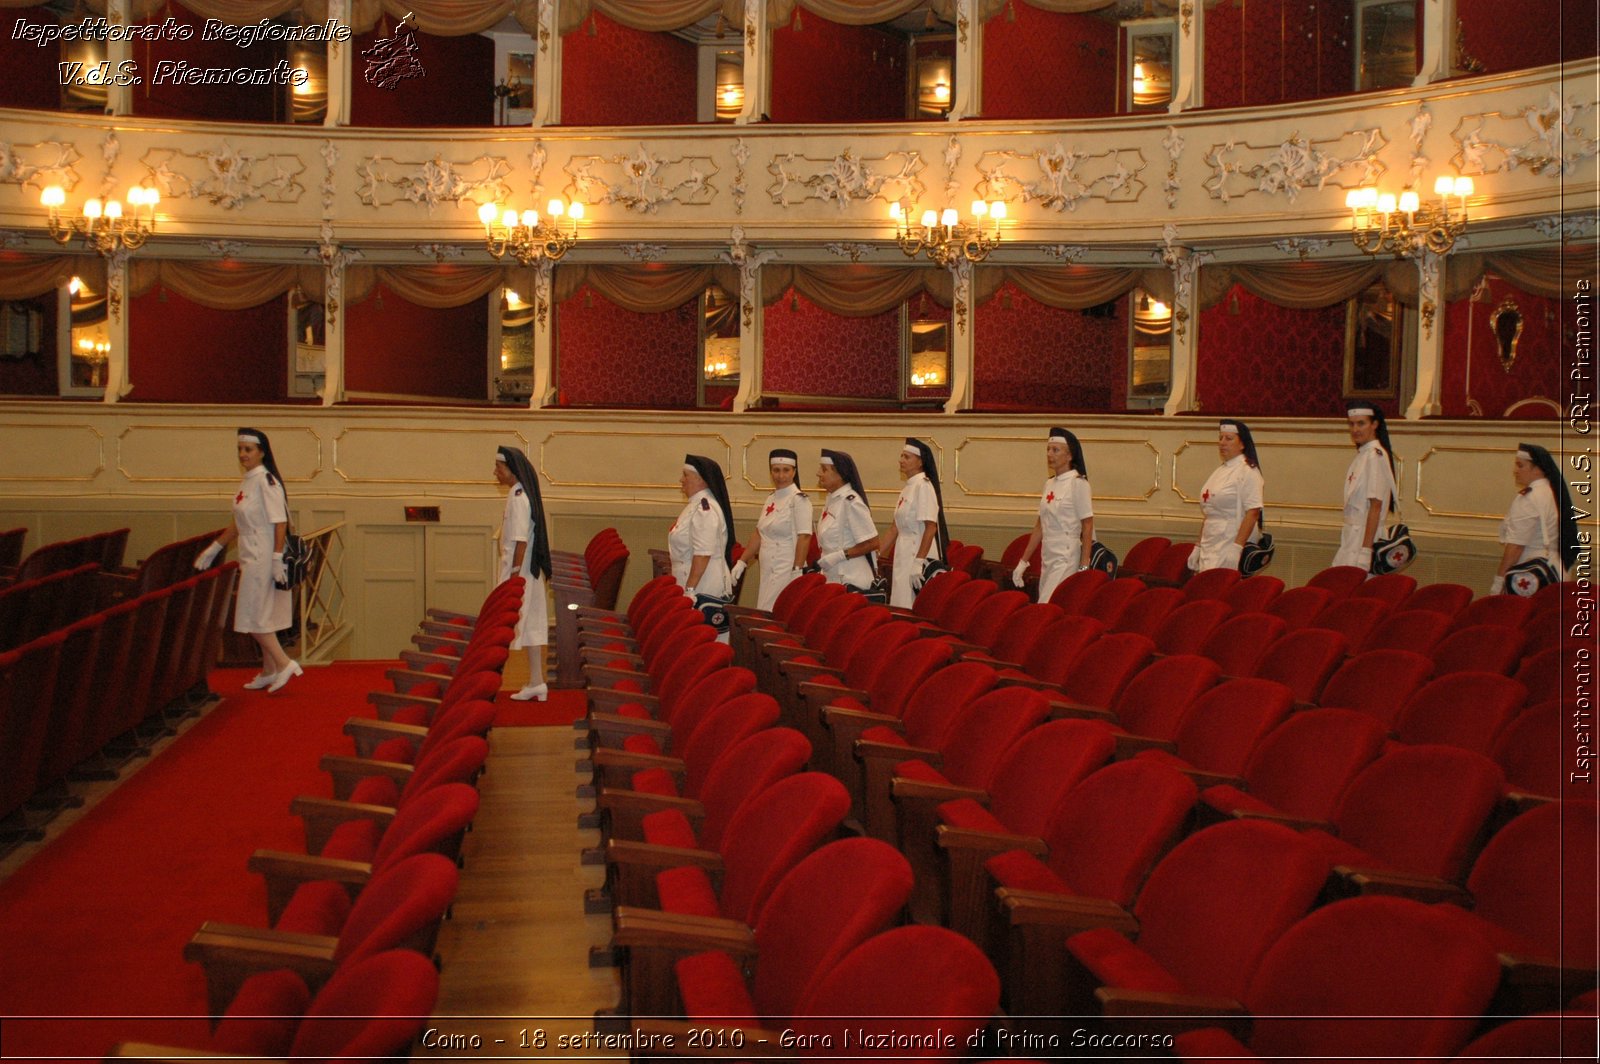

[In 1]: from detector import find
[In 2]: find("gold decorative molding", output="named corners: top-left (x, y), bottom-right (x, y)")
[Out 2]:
top-left (333, 426), bottom-right (524, 485)
top-left (0, 423), bottom-right (103, 481)
top-left (1414, 444), bottom-right (1539, 519)
top-left (953, 435), bottom-right (1159, 503)
top-left (118, 425), bottom-right (321, 483)
top-left (538, 430), bottom-right (731, 490)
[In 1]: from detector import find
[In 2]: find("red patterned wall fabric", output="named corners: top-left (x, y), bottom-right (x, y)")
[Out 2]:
top-left (1204, 0), bottom-right (1366, 110)
top-left (345, 283), bottom-right (489, 399)
top-left (1440, 275), bottom-right (1564, 419)
top-left (1457, 0), bottom-right (1597, 72)
top-left (762, 287), bottom-right (900, 399)
top-left (770, 15), bottom-right (905, 123)
top-left (982, 3), bottom-right (1117, 119)
top-left (973, 282), bottom-right (1127, 411)
top-left (0, 7), bottom-right (66, 111)
top-left (560, 10), bottom-right (697, 126)
top-left (133, 2), bottom-right (281, 122)
top-left (128, 290), bottom-right (289, 403)
top-left (1196, 284), bottom-right (1366, 418)
top-left (555, 283), bottom-right (698, 407)
top-left (351, 25), bottom-right (494, 127)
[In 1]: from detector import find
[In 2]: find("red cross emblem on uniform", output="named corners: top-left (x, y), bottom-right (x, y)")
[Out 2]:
top-left (1202, 489), bottom-right (1211, 503)
top-left (896, 497), bottom-right (904, 508)
top-left (820, 510), bottom-right (832, 523)
top-left (765, 503), bottom-right (776, 516)
top-left (235, 491), bottom-right (245, 503)
top-left (1513, 573), bottom-right (1535, 594)
top-left (1347, 472), bottom-right (1356, 484)
top-left (1045, 491), bottom-right (1055, 504)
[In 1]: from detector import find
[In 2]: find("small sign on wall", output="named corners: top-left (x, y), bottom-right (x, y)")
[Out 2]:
top-left (404, 505), bottom-right (441, 522)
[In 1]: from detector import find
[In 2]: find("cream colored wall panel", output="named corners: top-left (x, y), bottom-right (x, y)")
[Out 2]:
top-left (355, 525), bottom-right (425, 659)
top-left (426, 525), bottom-right (495, 618)
top-left (539, 430), bottom-right (731, 491)
top-left (334, 427), bottom-right (525, 486)
top-left (117, 425), bottom-right (322, 483)
top-left (0, 424), bottom-right (103, 482)
top-left (1414, 443), bottom-right (1557, 520)
top-left (953, 434), bottom-right (1159, 505)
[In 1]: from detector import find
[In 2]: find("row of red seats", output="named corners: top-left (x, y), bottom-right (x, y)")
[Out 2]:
top-left (0, 526), bottom-right (24, 568)
top-left (0, 526), bottom-right (128, 586)
top-left (0, 563), bottom-right (238, 849)
top-left (135, 579), bottom-right (523, 1058)
top-left (725, 572), bottom-right (1595, 1059)
top-left (551, 529), bottom-right (630, 688)
top-left (0, 563), bottom-right (100, 653)
top-left (570, 575), bottom-right (1001, 1049)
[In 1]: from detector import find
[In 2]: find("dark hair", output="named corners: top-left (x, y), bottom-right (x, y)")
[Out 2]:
top-left (1222, 419), bottom-right (1262, 471)
top-left (1521, 443), bottom-right (1581, 570)
top-left (497, 445), bottom-right (552, 581)
top-left (1346, 404), bottom-right (1397, 508)
top-left (1050, 427), bottom-right (1088, 480)
top-left (238, 427), bottom-right (287, 502)
top-left (905, 438), bottom-right (950, 559)
top-left (684, 454), bottom-right (737, 569)
top-left (822, 449), bottom-right (869, 508)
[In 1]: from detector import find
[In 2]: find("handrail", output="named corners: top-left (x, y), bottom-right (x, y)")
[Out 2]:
top-left (294, 521), bottom-right (351, 662)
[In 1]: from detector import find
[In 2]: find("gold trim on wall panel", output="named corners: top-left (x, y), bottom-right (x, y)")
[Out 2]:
top-left (740, 434), bottom-right (945, 498)
top-left (1172, 438), bottom-right (1407, 513)
top-left (953, 436), bottom-right (1159, 503)
top-left (333, 428), bottom-right (528, 485)
top-left (1415, 444), bottom-right (1554, 519)
top-left (0, 423), bottom-right (104, 482)
top-left (118, 426), bottom-right (322, 484)
top-left (538, 430), bottom-right (732, 490)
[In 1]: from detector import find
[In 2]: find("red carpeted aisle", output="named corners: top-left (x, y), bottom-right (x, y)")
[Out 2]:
top-left (492, 687), bottom-right (586, 727)
top-left (0, 662), bottom-right (396, 1060)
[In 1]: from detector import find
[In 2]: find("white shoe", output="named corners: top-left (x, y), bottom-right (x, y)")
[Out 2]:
top-left (267, 660), bottom-right (302, 693)
top-left (243, 669), bottom-right (277, 690)
top-left (509, 683), bottom-right (548, 702)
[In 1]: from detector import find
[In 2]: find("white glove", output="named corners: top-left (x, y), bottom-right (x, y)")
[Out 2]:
top-left (194, 541), bottom-right (223, 570)
top-left (911, 564), bottom-right (927, 591)
top-left (1011, 561), bottom-right (1028, 588)
top-left (1490, 574), bottom-right (1506, 595)
top-left (684, 584), bottom-right (698, 600)
top-left (790, 566), bottom-right (805, 579)
top-left (818, 550), bottom-right (846, 571)
top-left (271, 552), bottom-right (287, 585)
top-left (1354, 547), bottom-right (1374, 570)
top-left (1219, 542), bottom-right (1243, 569)
top-left (730, 559), bottom-right (748, 583)
top-left (1185, 547), bottom-right (1202, 571)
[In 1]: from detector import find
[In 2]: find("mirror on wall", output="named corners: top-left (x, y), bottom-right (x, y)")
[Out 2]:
top-left (1344, 283), bottom-right (1403, 398)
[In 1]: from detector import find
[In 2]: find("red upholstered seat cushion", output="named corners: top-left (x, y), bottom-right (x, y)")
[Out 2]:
top-left (985, 848), bottom-right (1075, 894)
top-left (827, 696), bottom-right (869, 713)
top-left (937, 798), bottom-right (1007, 833)
top-left (614, 703), bottom-right (652, 720)
top-left (893, 759), bottom-right (948, 785)
top-left (641, 809), bottom-right (699, 850)
top-left (396, 680), bottom-right (442, 699)
top-left (421, 663), bottom-right (452, 676)
top-left (630, 768), bottom-right (678, 797)
top-left (675, 949), bottom-right (760, 1021)
top-left (807, 674), bottom-right (844, 689)
top-left (1432, 903), bottom-right (1543, 958)
top-left (1302, 828), bottom-right (1385, 872)
top-left (371, 737), bottom-right (415, 763)
top-left (212, 969), bottom-right (310, 1057)
top-left (1199, 783), bottom-right (1279, 818)
top-left (859, 725), bottom-right (907, 746)
top-left (1132, 748), bottom-right (1190, 771)
top-left (621, 734), bottom-right (664, 757)
top-left (786, 654), bottom-right (821, 668)
top-left (349, 774), bottom-right (402, 808)
top-left (389, 705), bottom-right (429, 726)
top-left (655, 866), bottom-right (721, 918)
top-left (1066, 927), bottom-right (1187, 994)
top-left (319, 817), bottom-right (383, 862)
top-left (275, 880), bottom-right (354, 937)
top-left (611, 677), bottom-right (645, 694)
top-left (996, 667), bottom-right (1032, 682)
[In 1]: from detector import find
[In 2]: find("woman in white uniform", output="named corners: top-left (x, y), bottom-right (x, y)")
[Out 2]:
top-left (193, 428), bottom-right (299, 692)
top-left (1188, 419), bottom-right (1265, 573)
top-left (1493, 443), bottom-right (1578, 596)
top-left (812, 449), bottom-right (880, 592)
top-left (880, 438), bottom-right (948, 608)
top-left (1012, 428), bottom-right (1094, 604)
top-left (494, 445), bottom-right (552, 702)
top-left (670, 455), bottom-right (736, 637)
top-left (1333, 404), bottom-right (1400, 571)
top-left (730, 448), bottom-right (813, 612)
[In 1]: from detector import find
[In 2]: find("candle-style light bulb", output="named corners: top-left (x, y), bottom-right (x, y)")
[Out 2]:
top-left (501, 209), bottom-right (518, 229)
top-left (83, 199), bottom-right (102, 219)
top-left (1433, 175), bottom-right (1454, 197)
top-left (567, 202), bottom-right (584, 220)
top-left (520, 209), bottom-right (538, 228)
top-left (889, 201), bottom-right (903, 220)
top-left (1398, 190), bottom-right (1419, 216)
top-left (971, 200), bottom-right (987, 218)
top-left (989, 201), bottom-right (1006, 220)
top-left (478, 202), bottom-right (498, 225)
top-left (920, 209), bottom-right (937, 230)
top-left (547, 199), bottom-right (564, 217)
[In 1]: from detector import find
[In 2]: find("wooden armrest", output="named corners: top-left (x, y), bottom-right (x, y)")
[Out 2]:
top-left (998, 888), bottom-right (1138, 934)
top-left (399, 650), bottom-right (456, 671)
top-left (246, 850), bottom-right (372, 925)
top-left (598, 788), bottom-right (704, 840)
top-left (1337, 867), bottom-right (1471, 905)
top-left (938, 639), bottom-right (986, 657)
top-left (588, 687), bottom-right (661, 715)
top-left (855, 738), bottom-right (938, 763)
top-left (764, 643), bottom-right (822, 667)
top-left (575, 606), bottom-right (626, 622)
top-left (937, 825), bottom-right (1047, 857)
top-left (606, 838), bottom-right (722, 874)
top-left (994, 673), bottom-right (1059, 693)
top-left (319, 754), bottom-right (410, 802)
top-left (365, 689), bottom-right (440, 722)
top-left (580, 646), bottom-right (644, 668)
top-left (1113, 733), bottom-right (1176, 759)
top-left (587, 711), bottom-right (674, 749)
top-left (820, 704), bottom-right (900, 730)
top-left (799, 680), bottom-right (868, 705)
top-left (583, 664), bottom-right (653, 690)
top-left (425, 607), bottom-right (477, 624)
top-left (778, 659), bottom-right (846, 685)
top-left (342, 717), bottom-right (427, 760)
top-left (1232, 808), bottom-right (1331, 833)
top-left (289, 795), bottom-right (395, 856)
top-left (891, 777), bottom-right (986, 803)
top-left (418, 620), bottom-right (472, 637)
top-left (1177, 767), bottom-right (1246, 791)
top-left (591, 746), bottom-right (686, 778)
top-left (384, 666), bottom-right (448, 693)
top-left (1049, 699), bottom-right (1117, 722)
top-left (610, 905), bottom-right (757, 958)
top-left (182, 921), bottom-right (339, 1015)
top-left (956, 651), bottom-right (1023, 671)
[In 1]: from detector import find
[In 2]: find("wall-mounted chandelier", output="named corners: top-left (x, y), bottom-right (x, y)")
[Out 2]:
top-left (891, 199), bottom-right (1008, 268)
top-left (41, 185), bottom-right (158, 254)
top-left (1347, 176), bottom-right (1473, 258)
top-left (477, 198), bottom-right (586, 265)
